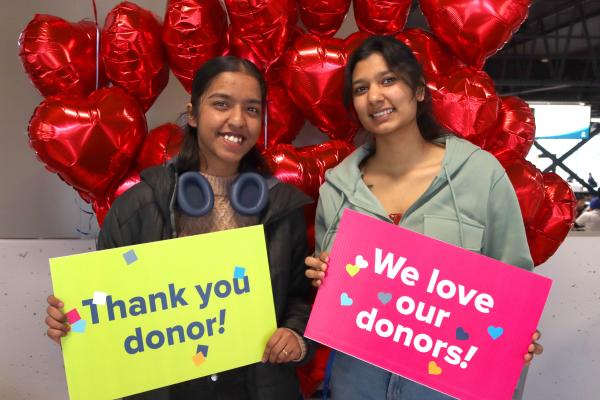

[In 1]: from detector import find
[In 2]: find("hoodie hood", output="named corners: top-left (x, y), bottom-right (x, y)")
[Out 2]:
top-left (325, 135), bottom-right (480, 216)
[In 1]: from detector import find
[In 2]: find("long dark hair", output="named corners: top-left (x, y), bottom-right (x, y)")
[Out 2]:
top-left (175, 56), bottom-right (271, 176)
top-left (344, 35), bottom-right (445, 141)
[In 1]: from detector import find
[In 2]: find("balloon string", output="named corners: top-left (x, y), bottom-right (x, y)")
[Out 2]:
top-left (92, 0), bottom-right (99, 90)
top-left (264, 102), bottom-right (268, 150)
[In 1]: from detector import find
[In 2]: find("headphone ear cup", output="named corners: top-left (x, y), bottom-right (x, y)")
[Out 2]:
top-left (177, 171), bottom-right (214, 217)
top-left (230, 172), bottom-right (269, 216)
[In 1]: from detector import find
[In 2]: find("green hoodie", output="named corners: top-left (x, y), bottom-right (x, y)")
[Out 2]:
top-left (315, 134), bottom-right (534, 271)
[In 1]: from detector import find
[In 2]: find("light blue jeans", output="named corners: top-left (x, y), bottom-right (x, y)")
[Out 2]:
top-left (329, 352), bottom-right (528, 400)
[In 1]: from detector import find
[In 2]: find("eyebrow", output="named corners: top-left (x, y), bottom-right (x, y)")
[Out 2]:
top-left (207, 92), bottom-right (262, 105)
top-left (352, 70), bottom-right (395, 85)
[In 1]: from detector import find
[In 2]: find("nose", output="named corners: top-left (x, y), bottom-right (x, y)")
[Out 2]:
top-left (367, 85), bottom-right (383, 104)
top-left (228, 105), bottom-right (245, 129)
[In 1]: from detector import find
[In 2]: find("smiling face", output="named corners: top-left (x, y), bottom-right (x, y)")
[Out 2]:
top-left (351, 53), bottom-right (424, 137)
top-left (188, 71), bottom-right (262, 175)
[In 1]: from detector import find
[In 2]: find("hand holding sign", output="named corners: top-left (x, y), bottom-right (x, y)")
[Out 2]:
top-left (304, 251), bottom-right (330, 287)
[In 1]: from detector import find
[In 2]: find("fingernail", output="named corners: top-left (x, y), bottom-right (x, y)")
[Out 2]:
top-left (59, 302), bottom-right (64, 308)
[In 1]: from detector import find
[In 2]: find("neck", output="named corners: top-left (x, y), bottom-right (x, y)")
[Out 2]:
top-left (199, 157), bottom-right (239, 177)
top-left (369, 122), bottom-right (431, 175)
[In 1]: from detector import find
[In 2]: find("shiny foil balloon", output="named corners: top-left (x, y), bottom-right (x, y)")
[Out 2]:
top-left (420, 0), bottom-right (532, 69)
top-left (263, 140), bottom-right (355, 200)
top-left (18, 14), bottom-right (105, 97)
top-left (281, 33), bottom-right (360, 142)
top-left (224, 0), bottom-right (297, 69)
top-left (430, 67), bottom-right (500, 147)
top-left (135, 123), bottom-right (184, 170)
top-left (162, 0), bottom-right (228, 93)
top-left (526, 173), bottom-right (576, 266)
top-left (395, 29), bottom-right (464, 82)
top-left (298, 0), bottom-right (351, 37)
top-left (353, 0), bottom-right (412, 35)
top-left (102, 1), bottom-right (169, 111)
top-left (92, 168), bottom-right (142, 226)
top-left (28, 87), bottom-right (147, 199)
top-left (484, 96), bottom-right (535, 163)
top-left (502, 158), bottom-right (544, 225)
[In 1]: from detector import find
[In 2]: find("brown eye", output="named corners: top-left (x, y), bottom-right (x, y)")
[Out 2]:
top-left (353, 86), bottom-right (367, 95)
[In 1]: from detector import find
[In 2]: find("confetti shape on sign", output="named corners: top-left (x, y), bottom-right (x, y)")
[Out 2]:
top-left (92, 291), bottom-right (107, 305)
top-left (456, 327), bottom-right (470, 341)
top-left (233, 266), bottom-right (246, 279)
top-left (65, 308), bottom-right (81, 324)
top-left (488, 326), bottom-right (504, 340)
top-left (355, 255), bottom-right (368, 269)
top-left (122, 250), bottom-right (138, 265)
top-left (377, 292), bottom-right (392, 305)
top-left (345, 264), bottom-right (360, 277)
top-left (428, 361), bottom-right (442, 375)
top-left (340, 292), bottom-right (353, 306)
top-left (71, 319), bottom-right (87, 333)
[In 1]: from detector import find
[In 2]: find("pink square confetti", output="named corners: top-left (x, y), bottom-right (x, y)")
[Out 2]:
top-left (65, 308), bottom-right (81, 325)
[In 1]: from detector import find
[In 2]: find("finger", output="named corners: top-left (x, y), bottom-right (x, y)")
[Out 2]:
top-left (534, 343), bottom-right (544, 355)
top-left (262, 330), bottom-right (284, 363)
top-left (319, 252), bottom-right (330, 263)
top-left (47, 295), bottom-right (64, 308)
top-left (45, 315), bottom-right (69, 332)
top-left (305, 269), bottom-right (325, 280)
top-left (47, 305), bottom-right (66, 323)
top-left (523, 352), bottom-right (533, 365)
top-left (532, 330), bottom-right (541, 341)
top-left (269, 331), bottom-right (292, 363)
top-left (47, 328), bottom-right (66, 344)
top-left (312, 279), bottom-right (322, 288)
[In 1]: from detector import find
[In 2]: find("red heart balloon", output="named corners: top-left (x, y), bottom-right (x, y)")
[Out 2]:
top-left (298, 0), bottom-right (351, 37)
top-left (264, 140), bottom-right (355, 250)
top-left (419, 0), bottom-right (532, 69)
top-left (430, 67), bottom-right (500, 147)
top-left (93, 123), bottom-right (184, 225)
top-left (28, 87), bottom-right (147, 199)
top-left (280, 33), bottom-right (360, 142)
top-left (263, 140), bottom-right (355, 200)
top-left (483, 96), bottom-right (535, 163)
top-left (353, 0), bottom-right (412, 35)
top-left (526, 173), bottom-right (576, 266)
top-left (395, 28), bottom-right (465, 82)
top-left (102, 1), bottom-right (169, 111)
top-left (135, 123), bottom-right (184, 171)
top-left (224, 0), bottom-right (297, 69)
top-left (502, 158), bottom-right (544, 225)
top-left (162, 0), bottom-right (228, 93)
top-left (18, 14), bottom-right (106, 97)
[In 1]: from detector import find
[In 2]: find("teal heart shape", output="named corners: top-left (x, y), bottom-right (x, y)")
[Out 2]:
top-left (377, 292), bottom-right (392, 305)
top-left (456, 327), bottom-right (469, 340)
top-left (340, 292), bottom-right (353, 306)
top-left (488, 326), bottom-right (504, 340)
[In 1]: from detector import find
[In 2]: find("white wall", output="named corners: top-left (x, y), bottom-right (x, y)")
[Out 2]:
top-left (1, 234), bottom-right (598, 399)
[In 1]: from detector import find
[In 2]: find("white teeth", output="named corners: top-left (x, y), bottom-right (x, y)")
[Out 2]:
top-left (372, 109), bottom-right (393, 118)
top-left (223, 135), bottom-right (243, 144)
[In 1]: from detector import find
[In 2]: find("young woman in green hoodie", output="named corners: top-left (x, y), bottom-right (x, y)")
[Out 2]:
top-left (305, 36), bottom-right (543, 399)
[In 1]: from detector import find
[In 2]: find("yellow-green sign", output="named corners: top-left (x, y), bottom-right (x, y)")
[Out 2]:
top-left (50, 225), bottom-right (276, 400)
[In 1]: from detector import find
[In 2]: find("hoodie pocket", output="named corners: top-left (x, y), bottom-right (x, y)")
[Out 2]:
top-left (424, 215), bottom-right (484, 253)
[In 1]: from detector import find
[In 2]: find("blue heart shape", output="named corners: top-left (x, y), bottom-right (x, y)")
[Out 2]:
top-left (456, 327), bottom-right (469, 340)
top-left (488, 326), bottom-right (504, 340)
top-left (340, 292), bottom-right (353, 306)
top-left (377, 292), bottom-right (392, 305)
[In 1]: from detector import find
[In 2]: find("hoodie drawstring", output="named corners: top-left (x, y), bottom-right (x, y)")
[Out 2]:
top-left (444, 165), bottom-right (465, 248)
top-left (319, 191), bottom-right (347, 253)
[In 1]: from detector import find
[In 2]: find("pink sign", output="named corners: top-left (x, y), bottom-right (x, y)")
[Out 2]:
top-left (305, 210), bottom-right (552, 400)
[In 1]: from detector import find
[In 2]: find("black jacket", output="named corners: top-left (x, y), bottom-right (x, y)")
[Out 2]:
top-left (98, 164), bottom-right (314, 400)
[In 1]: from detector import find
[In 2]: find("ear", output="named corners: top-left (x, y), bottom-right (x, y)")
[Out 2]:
top-left (416, 86), bottom-right (425, 102)
top-left (187, 102), bottom-right (197, 128)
